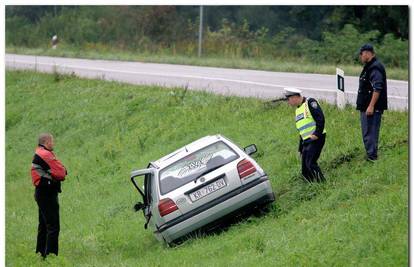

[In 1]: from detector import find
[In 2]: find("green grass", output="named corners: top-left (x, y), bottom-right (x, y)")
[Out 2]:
top-left (6, 45), bottom-right (408, 81)
top-left (6, 70), bottom-right (408, 266)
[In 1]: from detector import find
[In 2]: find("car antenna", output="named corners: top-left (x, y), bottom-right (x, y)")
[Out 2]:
top-left (185, 146), bottom-right (188, 152)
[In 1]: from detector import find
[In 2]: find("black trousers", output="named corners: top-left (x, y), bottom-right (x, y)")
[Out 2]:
top-left (301, 134), bottom-right (326, 182)
top-left (35, 187), bottom-right (60, 257)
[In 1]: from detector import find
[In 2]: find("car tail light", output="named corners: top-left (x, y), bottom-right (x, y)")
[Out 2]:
top-left (158, 198), bottom-right (178, 217)
top-left (237, 159), bottom-right (256, 179)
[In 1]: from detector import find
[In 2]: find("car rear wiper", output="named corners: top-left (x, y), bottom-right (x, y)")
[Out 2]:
top-left (193, 164), bottom-right (227, 181)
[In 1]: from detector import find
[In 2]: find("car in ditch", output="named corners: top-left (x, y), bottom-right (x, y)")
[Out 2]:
top-left (130, 134), bottom-right (275, 245)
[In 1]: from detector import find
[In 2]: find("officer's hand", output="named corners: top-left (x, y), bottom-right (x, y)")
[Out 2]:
top-left (366, 105), bottom-right (374, 116)
top-left (309, 134), bottom-right (319, 140)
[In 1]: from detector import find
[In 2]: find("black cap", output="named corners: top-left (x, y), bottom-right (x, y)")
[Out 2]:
top-left (359, 43), bottom-right (374, 54)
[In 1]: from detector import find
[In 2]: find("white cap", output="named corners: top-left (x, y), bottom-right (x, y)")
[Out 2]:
top-left (284, 87), bottom-right (302, 97)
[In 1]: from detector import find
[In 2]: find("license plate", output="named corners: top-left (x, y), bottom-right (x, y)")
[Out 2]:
top-left (189, 178), bottom-right (227, 202)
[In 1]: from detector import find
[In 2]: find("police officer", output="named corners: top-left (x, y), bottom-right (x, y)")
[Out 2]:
top-left (31, 133), bottom-right (67, 258)
top-left (357, 44), bottom-right (388, 161)
top-left (285, 88), bottom-right (326, 182)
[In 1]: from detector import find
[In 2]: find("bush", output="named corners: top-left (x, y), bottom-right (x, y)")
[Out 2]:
top-left (6, 9), bottom-right (408, 68)
top-left (377, 33), bottom-right (408, 68)
top-left (6, 16), bottom-right (41, 47)
top-left (296, 24), bottom-right (407, 68)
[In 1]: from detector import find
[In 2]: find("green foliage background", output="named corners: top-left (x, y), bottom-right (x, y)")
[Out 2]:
top-left (5, 71), bottom-right (408, 266)
top-left (6, 6), bottom-right (409, 69)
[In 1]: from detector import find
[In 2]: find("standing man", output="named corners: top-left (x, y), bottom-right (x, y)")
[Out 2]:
top-left (31, 133), bottom-right (67, 258)
top-left (285, 88), bottom-right (326, 182)
top-left (357, 44), bottom-right (388, 161)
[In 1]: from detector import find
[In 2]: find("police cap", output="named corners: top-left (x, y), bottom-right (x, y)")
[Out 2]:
top-left (284, 87), bottom-right (302, 97)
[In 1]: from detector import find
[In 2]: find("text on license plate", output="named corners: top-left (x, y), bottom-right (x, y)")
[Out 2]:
top-left (189, 178), bottom-right (227, 202)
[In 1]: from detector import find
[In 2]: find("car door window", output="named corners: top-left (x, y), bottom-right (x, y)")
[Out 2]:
top-left (144, 173), bottom-right (152, 206)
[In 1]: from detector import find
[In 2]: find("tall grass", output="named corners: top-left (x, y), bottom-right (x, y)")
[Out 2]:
top-left (5, 70), bottom-right (408, 266)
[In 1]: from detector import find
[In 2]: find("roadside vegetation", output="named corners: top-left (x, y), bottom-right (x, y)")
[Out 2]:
top-left (6, 6), bottom-right (409, 81)
top-left (6, 70), bottom-right (408, 266)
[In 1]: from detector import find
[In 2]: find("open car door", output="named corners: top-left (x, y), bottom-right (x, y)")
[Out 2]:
top-left (130, 168), bottom-right (155, 229)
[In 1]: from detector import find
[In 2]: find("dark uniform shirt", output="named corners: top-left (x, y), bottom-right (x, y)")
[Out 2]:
top-left (356, 57), bottom-right (387, 111)
top-left (298, 97), bottom-right (325, 152)
top-left (370, 68), bottom-right (385, 92)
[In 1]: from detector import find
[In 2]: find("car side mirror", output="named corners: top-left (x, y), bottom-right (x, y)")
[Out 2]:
top-left (133, 202), bottom-right (145, 212)
top-left (243, 144), bottom-right (257, 155)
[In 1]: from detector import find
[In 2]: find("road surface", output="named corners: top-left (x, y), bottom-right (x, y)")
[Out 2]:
top-left (5, 54), bottom-right (408, 110)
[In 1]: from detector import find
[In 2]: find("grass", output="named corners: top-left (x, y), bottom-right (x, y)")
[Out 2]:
top-left (6, 45), bottom-right (408, 81)
top-left (5, 70), bottom-right (408, 266)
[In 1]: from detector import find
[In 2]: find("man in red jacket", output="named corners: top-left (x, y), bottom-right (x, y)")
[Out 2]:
top-left (31, 133), bottom-right (67, 258)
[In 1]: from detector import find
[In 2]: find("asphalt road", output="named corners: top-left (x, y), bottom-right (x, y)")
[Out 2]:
top-left (5, 54), bottom-right (408, 110)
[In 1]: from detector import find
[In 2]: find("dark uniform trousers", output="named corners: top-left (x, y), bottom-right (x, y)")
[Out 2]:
top-left (360, 111), bottom-right (382, 160)
top-left (301, 134), bottom-right (326, 182)
top-left (35, 187), bottom-right (60, 257)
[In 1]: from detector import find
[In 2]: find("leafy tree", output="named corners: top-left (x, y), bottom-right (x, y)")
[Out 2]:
top-left (5, 6), bottom-right (408, 68)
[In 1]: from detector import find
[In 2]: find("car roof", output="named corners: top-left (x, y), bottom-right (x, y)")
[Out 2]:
top-left (151, 134), bottom-right (230, 169)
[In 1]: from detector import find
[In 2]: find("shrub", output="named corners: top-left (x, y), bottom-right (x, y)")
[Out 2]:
top-left (377, 33), bottom-right (408, 68)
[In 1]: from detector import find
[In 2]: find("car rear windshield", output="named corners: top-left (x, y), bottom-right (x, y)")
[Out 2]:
top-left (159, 141), bottom-right (239, 195)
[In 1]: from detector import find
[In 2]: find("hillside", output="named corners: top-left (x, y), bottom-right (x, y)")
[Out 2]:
top-left (5, 70), bottom-right (408, 266)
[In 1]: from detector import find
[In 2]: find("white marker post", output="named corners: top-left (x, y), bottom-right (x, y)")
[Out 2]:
top-left (336, 68), bottom-right (345, 109)
top-left (52, 35), bottom-right (58, 49)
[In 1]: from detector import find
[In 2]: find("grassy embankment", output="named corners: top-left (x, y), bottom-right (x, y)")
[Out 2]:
top-left (6, 45), bottom-right (408, 81)
top-left (6, 70), bottom-right (408, 266)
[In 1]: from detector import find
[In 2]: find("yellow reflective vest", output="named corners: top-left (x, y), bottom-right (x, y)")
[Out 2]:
top-left (295, 99), bottom-right (326, 140)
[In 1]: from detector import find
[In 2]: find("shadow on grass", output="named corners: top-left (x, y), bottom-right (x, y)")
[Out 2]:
top-left (170, 199), bottom-right (273, 247)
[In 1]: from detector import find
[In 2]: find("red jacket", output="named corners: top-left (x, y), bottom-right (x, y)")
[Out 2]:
top-left (31, 145), bottom-right (67, 187)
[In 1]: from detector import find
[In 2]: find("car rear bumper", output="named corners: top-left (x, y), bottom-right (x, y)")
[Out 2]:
top-left (156, 175), bottom-right (274, 243)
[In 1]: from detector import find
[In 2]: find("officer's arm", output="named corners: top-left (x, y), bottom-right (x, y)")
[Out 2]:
top-left (367, 69), bottom-right (383, 109)
top-left (370, 69), bottom-right (384, 92)
top-left (308, 98), bottom-right (325, 138)
top-left (368, 91), bottom-right (380, 110)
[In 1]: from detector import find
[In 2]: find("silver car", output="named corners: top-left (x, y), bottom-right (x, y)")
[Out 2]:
top-left (130, 134), bottom-right (275, 245)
